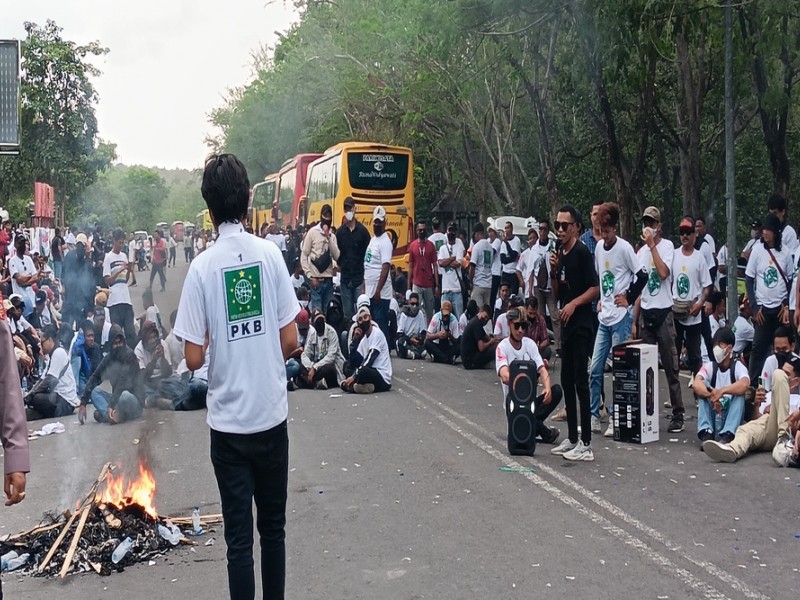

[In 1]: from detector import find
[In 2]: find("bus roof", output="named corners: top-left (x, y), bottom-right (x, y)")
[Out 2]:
top-left (320, 141), bottom-right (413, 156)
top-left (279, 153), bottom-right (323, 171)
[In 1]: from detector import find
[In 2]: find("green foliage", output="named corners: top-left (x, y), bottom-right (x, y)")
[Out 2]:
top-left (0, 20), bottom-right (113, 217)
top-left (209, 0), bottom-right (800, 248)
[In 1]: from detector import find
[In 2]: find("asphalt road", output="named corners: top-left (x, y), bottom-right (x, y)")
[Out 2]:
top-left (2, 257), bottom-right (798, 599)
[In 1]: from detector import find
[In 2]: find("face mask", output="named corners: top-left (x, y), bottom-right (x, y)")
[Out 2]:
top-left (358, 320), bottom-right (370, 334)
top-left (417, 230), bottom-right (426, 239)
top-left (408, 305), bottom-right (419, 317)
top-left (447, 233), bottom-right (456, 243)
top-left (314, 321), bottom-right (325, 335)
top-left (712, 346), bottom-right (729, 364)
top-left (776, 351), bottom-right (791, 368)
top-left (344, 211), bottom-right (354, 222)
top-left (321, 218), bottom-right (332, 228)
top-left (299, 300), bottom-right (308, 309)
top-left (479, 316), bottom-right (490, 326)
top-left (642, 226), bottom-right (656, 238)
top-left (373, 224), bottom-right (384, 237)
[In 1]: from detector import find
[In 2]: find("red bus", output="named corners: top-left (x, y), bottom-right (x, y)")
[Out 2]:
top-left (273, 153), bottom-right (322, 229)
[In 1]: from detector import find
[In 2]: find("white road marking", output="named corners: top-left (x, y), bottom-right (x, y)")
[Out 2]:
top-left (396, 380), bottom-right (771, 600)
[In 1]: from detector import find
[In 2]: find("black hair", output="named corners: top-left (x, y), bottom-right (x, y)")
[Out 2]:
top-left (694, 215), bottom-right (706, 225)
top-left (762, 213), bottom-right (783, 251)
top-left (81, 320), bottom-right (95, 333)
top-left (767, 193), bottom-right (787, 212)
top-left (526, 296), bottom-right (539, 310)
top-left (201, 154), bottom-right (250, 224)
top-left (408, 292), bottom-right (419, 301)
top-left (712, 326), bottom-right (735, 348)
top-left (508, 295), bottom-right (524, 308)
top-left (591, 198), bottom-right (604, 207)
top-left (466, 299), bottom-right (479, 319)
top-left (539, 218), bottom-right (550, 227)
top-left (40, 324), bottom-right (60, 344)
top-left (113, 228), bottom-right (125, 241)
top-left (774, 326), bottom-right (794, 343)
top-left (708, 291), bottom-right (725, 309)
top-left (558, 204), bottom-right (582, 227)
top-left (480, 304), bottom-right (492, 314)
top-left (473, 223), bottom-right (484, 234)
top-left (499, 282), bottom-right (510, 290)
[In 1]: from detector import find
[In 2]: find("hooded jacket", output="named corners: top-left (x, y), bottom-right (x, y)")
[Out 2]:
top-left (80, 324), bottom-right (144, 407)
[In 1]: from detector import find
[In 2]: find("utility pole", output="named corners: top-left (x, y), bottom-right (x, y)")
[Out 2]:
top-left (724, 0), bottom-right (737, 324)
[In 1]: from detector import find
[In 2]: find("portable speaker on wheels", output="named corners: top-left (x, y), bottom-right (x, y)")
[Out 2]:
top-left (505, 360), bottom-right (539, 456)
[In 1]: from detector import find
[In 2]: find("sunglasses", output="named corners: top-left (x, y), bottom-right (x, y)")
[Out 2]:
top-left (511, 321), bottom-right (529, 331)
top-left (409, 302), bottom-right (419, 307)
top-left (554, 221), bottom-right (574, 231)
top-left (679, 228), bottom-right (695, 236)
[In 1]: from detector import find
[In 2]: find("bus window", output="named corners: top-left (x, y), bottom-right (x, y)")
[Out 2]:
top-left (278, 168), bottom-right (296, 217)
top-left (347, 152), bottom-right (409, 191)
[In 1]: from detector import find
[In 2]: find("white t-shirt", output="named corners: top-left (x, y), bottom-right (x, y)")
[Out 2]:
top-left (696, 239), bottom-right (716, 275)
top-left (637, 238), bottom-right (675, 310)
top-left (715, 244), bottom-right (728, 289)
top-left (8, 253), bottom-right (37, 311)
top-left (429, 232), bottom-right (447, 276)
top-left (530, 239), bottom-right (555, 292)
top-left (500, 236), bottom-right (521, 275)
top-left (761, 392), bottom-right (800, 416)
top-left (731, 315), bottom-right (754, 353)
top-left (9, 315), bottom-right (32, 335)
top-left (173, 222), bottom-right (300, 435)
top-left (742, 237), bottom-right (758, 258)
top-left (516, 248), bottom-right (537, 297)
top-left (44, 346), bottom-right (79, 407)
top-left (697, 359), bottom-right (749, 393)
top-left (745, 242), bottom-right (792, 309)
top-left (782, 224), bottom-right (799, 259)
top-left (490, 238), bottom-right (502, 277)
top-left (438, 239), bottom-right (465, 293)
top-left (145, 305), bottom-right (163, 338)
top-left (495, 336), bottom-right (544, 398)
top-left (291, 274), bottom-right (305, 289)
top-left (364, 233), bottom-right (394, 300)
top-left (671, 248), bottom-right (712, 326)
top-left (703, 314), bottom-right (727, 362)
top-left (265, 233), bottom-right (287, 252)
top-left (398, 311), bottom-right (427, 337)
top-left (493, 313), bottom-right (510, 339)
top-left (103, 250), bottom-right (132, 307)
top-left (427, 311), bottom-right (460, 343)
top-left (789, 250), bottom-right (800, 311)
top-left (596, 237), bottom-right (639, 327)
top-left (356, 326), bottom-right (392, 384)
top-left (704, 233), bottom-right (717, 255)
top-left (470, 238), bottom-right (494, 289)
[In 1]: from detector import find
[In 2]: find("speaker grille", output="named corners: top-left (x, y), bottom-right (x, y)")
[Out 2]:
top-left (511, 414), bottom-right (533, 444)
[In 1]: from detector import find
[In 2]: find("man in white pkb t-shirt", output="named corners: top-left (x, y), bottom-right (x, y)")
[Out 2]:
top-left (174, 154), bottom-right (299, 599)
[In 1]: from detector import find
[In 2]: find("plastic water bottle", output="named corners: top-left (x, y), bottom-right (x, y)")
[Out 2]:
top-left (1, 550), bottom-right (18, 571)
top-left (157, 523), bottom-right (182, 545)
top-left (715, 396), bottom-right (730, 440)
top-left (3, 553), bottom-right (29, 572)
top-left (21, 377), bottom-right (28, 394)
top-left (111, 537), bottom-right (133, 564)
top-left (191, 507), bottom-right (203, 535)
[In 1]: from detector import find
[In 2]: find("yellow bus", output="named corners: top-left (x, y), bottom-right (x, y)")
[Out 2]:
top-left (195, 209), bottom-right (213, 233)
top-left (304, 142), bottom-right (414, 267)
top-left (250, 173), bottom-right (278, 234)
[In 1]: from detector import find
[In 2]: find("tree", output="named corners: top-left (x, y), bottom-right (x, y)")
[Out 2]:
top-left (0, 20), bottom-right (113, 219)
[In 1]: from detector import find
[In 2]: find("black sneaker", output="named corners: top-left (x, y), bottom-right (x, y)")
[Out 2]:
top-left (719, 431), bottom-right (735, 444)
top-left (667, 417), bottom-right (685, 433)
top-left (540, 426), bottom-right (560, 445)
top-left (697, 429), bottom-right (714, 443)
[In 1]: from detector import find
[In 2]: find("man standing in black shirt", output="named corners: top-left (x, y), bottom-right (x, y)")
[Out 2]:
top-left (335, 197), bottom-right (371, 324)
top-left (549, 205), bottom-right (599, 462)
top-left (51, 227), bottom-right (65, 280)
top-left (461, 304), bottom-right (497, 370)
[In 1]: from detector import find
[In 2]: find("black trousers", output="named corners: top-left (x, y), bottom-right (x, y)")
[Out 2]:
top-left (28, 392), bottom-right (74, 419)
top-left (211, 422), bottom-right (288, 600)
top-left (424, 338), bottom-right (459, 363)
top-left (355, 365), bottom-right (391, 392)
top-left (489, 275), bottom-right (501, 313)
top-left (150, 263), bottom-right (166, 290)
top-left (462, 346), bottom-right (495, 370)
top-left (675, 321), bottom-right (702, 376)
top-left (562, 327), bottom-right (593, 445)
top-left (749, 307), bottom-right (782, 382)
top-left (296, 362), bottom-right (339, 388)
top-left (396, 334), bottom-right (425, 359)
top-left (109, 303), bottom-right (136, 349)
top-left (531, 384), bottom-right (564, 437)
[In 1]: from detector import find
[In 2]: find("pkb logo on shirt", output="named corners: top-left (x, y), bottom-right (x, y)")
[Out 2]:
top-left (223, 264), bottom-right (265, 341)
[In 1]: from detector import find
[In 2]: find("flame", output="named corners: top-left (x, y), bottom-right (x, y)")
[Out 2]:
top-left (96, 459), bottom-right (158, 519)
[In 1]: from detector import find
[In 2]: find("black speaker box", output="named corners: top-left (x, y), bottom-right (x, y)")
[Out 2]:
top-left (505, 360), bottom-right (539, 456)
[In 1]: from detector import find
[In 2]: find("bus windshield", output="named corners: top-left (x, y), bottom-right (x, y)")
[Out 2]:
top-left (347, 152), bottom-right (409, 191)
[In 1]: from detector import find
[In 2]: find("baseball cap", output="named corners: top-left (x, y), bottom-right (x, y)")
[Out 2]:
top-left (372, 206), bottom-right (387, 221)
top-left (642, 206), bottom-right (661, 222)
top-left (678, 217), bottom-right (695, 230)
top-left (343, 196), bottom-right (355, 209)
top-left (447, 221), bottom-right (458, 231)
top-left (9, 293), bottom-right (22, 305)
top-left (321, 203), bottom-right (333, 217)
top-left (353, 294), bottom-right (371, 322)
top-left (356, 305), bottom-right (371, 320)
top-left (296, 308), bottom-right (310, 329)
top-left (751, 218), bottom-right (762, 229)
top-left (35, 290), bottom-right (47, 304)
top-left (95, 291), bottom-right (108, 305)
top-left (2, 299), bottom-right (12, 311)
top-left (76, 233), bottom-right (89, 245)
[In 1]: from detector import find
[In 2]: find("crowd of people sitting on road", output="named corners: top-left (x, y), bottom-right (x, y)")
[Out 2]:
top-left (1, 216), bottom-right (209, 425)
top-left (3, 191), bottom-right (800, 469)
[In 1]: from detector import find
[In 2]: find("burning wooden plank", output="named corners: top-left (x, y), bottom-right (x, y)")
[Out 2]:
top-left (59, 506), bottom-right (90, 578)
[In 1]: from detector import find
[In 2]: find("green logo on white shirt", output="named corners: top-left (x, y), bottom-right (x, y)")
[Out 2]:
top-left (763, 266), bottom-right (779, 289)
top-left (601, 270), bottom-right (615, 297)
top-left (647, 268), bottom-right (661, 296)
top-left (224, 264), bottom-right (263, 322)
top-left (676, 273), bottom-right (690, 299)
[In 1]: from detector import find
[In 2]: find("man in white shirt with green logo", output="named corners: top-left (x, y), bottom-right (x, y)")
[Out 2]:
top-left (175, 154), bottom-right (299, 600)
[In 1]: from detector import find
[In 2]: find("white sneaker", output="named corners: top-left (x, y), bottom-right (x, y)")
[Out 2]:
top-left (550, 438), bottom-right (577, 456)
top-left (603, 422), bottom-right (614, 437)
top-left (590, 415), bottom-right (602, 433)
top-left (563, 441), bottom-right (594, 462)
top-left (772, 435), bottom-right (792, 468)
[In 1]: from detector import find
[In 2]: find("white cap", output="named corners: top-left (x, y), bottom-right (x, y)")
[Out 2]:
top-left (372, 206), bottom-right (386, 221)
top-left (353, 294), bottom-right (371, 322)
top-left (76, 233), bottom-right (89, 245)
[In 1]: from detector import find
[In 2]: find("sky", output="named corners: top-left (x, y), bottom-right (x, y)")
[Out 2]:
top-left (3, 0), bottom-right (298, 169)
